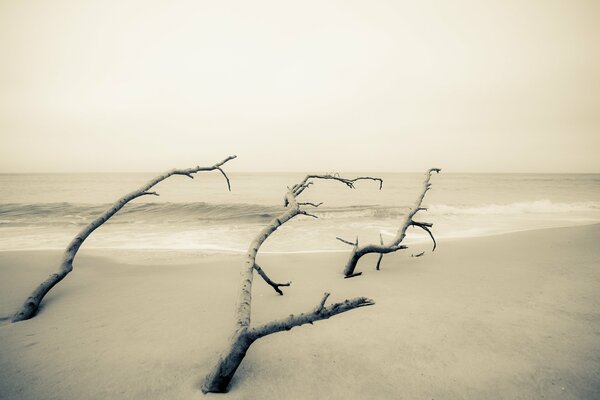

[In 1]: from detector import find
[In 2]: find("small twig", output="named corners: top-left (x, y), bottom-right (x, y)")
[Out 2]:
top-left (316, 292), bottom-right (330, 313)
top-left (336, 237), bottom-right (355, 246)
top-left (299, 210), bottom-right (319, 219)
top-left (298, 202), bottom-right (323, 208)
top-left (375, 233), bottom-right (384, 271)
top-left (216, 167), bottom-right (232, 191)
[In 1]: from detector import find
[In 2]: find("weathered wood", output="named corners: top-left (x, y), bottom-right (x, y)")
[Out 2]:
top-left (201, 293), bottom-right (374, 393)
top-left (12, 156), bottom-right (236, 323)
top-left (254, 264), bottom-right (291, 295)
top-left (248, 293), bottom-right (374, 339)
top-left (201, 329), bottom-right (255, 393)
top-left (342, 168), bottom-right (441, 277)
top-left (202, 174), bottom-right (381, 393)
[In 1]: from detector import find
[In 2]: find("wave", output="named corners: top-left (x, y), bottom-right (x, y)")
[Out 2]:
top-left (1, 199), bottom-right (598, 228)
top-left (0, 202), bottom-right (407, 226)
top-left (0, 202), bottom-right (277, 226)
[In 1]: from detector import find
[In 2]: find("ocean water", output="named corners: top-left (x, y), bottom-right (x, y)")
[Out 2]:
top-left (0, 172), bottom-right (598, 253)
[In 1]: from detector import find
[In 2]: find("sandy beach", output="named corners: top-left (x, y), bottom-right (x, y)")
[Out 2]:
top-left (1, 224), bottom-right (599, 399)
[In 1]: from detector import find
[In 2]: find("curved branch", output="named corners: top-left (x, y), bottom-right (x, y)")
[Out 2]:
top-left (12, 155), bottom-right (237, 323)
top-left (342, 168), bottom-right (441, 277)
top-left (411, 222), bottom-right (437, 251)
top-left (216, 167), bottom-right (232, 191)
top-left (293, 174), bottom-right (383, 197)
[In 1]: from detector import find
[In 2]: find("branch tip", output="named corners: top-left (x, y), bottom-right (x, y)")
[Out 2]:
top-left (336, 237), bottom-right (355, 246)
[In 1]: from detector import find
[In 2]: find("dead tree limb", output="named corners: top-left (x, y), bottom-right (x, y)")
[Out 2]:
top-left (342, 168), bottom-right (441, 278)
top-left (201, 174), bottom-right (381, 394)
top-left (248, 293), bottom-right (374, 339)
top-left (12, 156), bottom-right (237, 323)
top-left (253, 264), bottom-right (291, 295)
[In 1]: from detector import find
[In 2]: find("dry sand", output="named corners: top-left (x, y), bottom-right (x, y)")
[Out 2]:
top-left (1, 224), bottom-right (599, 399)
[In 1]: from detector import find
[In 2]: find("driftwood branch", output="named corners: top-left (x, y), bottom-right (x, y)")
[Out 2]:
top-left (298, 202), bottom-right (323, 207)
top-left (248, 293), bottom-right (374, 340)
top-left (342, 168), bottom-right (440, 277)
top-left (411, 221), bottom-right (437, 251)
top-left (254, 264), bottom-right (291, 295)
top-left (292, 174), bottom-right (383, 197)
top-left (201, 292), bottom-right (374, 394)
top-left (12, 156), bottom-right (237, 323)
top-left (201, 172), bottom-right (382, 393)
top-left (336, 236), bottom-right (357, 246)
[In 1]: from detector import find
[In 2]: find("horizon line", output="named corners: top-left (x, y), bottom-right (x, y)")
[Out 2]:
top-left (0, 170), bottom-right (598, 175)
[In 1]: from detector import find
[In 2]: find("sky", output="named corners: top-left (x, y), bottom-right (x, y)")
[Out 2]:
top-left (0, 0), bottom-right (598, 173)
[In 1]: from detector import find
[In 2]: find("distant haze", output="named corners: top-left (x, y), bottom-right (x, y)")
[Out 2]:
top-left (1, 0), bottom-right (598, 173)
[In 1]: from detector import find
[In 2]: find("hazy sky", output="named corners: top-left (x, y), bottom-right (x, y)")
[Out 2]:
top-left (1, 0), bottom-right (598, 172)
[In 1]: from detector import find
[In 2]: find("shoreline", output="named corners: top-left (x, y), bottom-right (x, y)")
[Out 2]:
top-left (1, 224), bottom-right (599, 399)
top-left (0, 221), bottom-right (598, 256)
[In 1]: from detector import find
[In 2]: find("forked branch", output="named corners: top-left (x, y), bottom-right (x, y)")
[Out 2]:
top-left (254, 264), bottom-right (291, 295)
top-left (12, 156), bottom-right (237, 323)
top-left (248, 292), bottom-right (374, 340)
top-left (342, 168), bottom-right (441, 277)
top-left (202, 172), bottom-right (382, 393)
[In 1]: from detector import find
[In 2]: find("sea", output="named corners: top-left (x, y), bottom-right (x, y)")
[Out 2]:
top-left (0, 173), bottom-right (598, 253)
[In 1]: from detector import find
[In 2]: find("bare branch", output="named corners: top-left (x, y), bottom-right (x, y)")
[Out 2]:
top-left (201, 292), bottom-right (375, 394)
top-left (234, 172), bottom-right (376, 331)
top-left (216, 167), bottom-right (232, 191)
top-left (412, 221), bottom-right (433, 228)
top-left (203, 171), bottom-right (383, 393)
top-left (411, 222), bottom-right (437, 251)
top-left (336, 237), bottom-right (355, 246)
top-left (298, 202), bottom-right (323, 207)
top-left (316, 292), bottom-right (330, 312)
top-left (293, 174), bottom-right (383, 197)
top-left (342, 168), bottom-right (441, 277)
top-left (299, 210), bottom-right (319, 219)
top-left (172, 155), bottom-right (237, 178)
top-left (12, 155), bottom-right (237, 323)
top-left (248, 293), bottom-right (374, 340)
top-left (375, 233), bottom-right (384, 271)
top-left (253, 264), bottom-right (291, 295)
